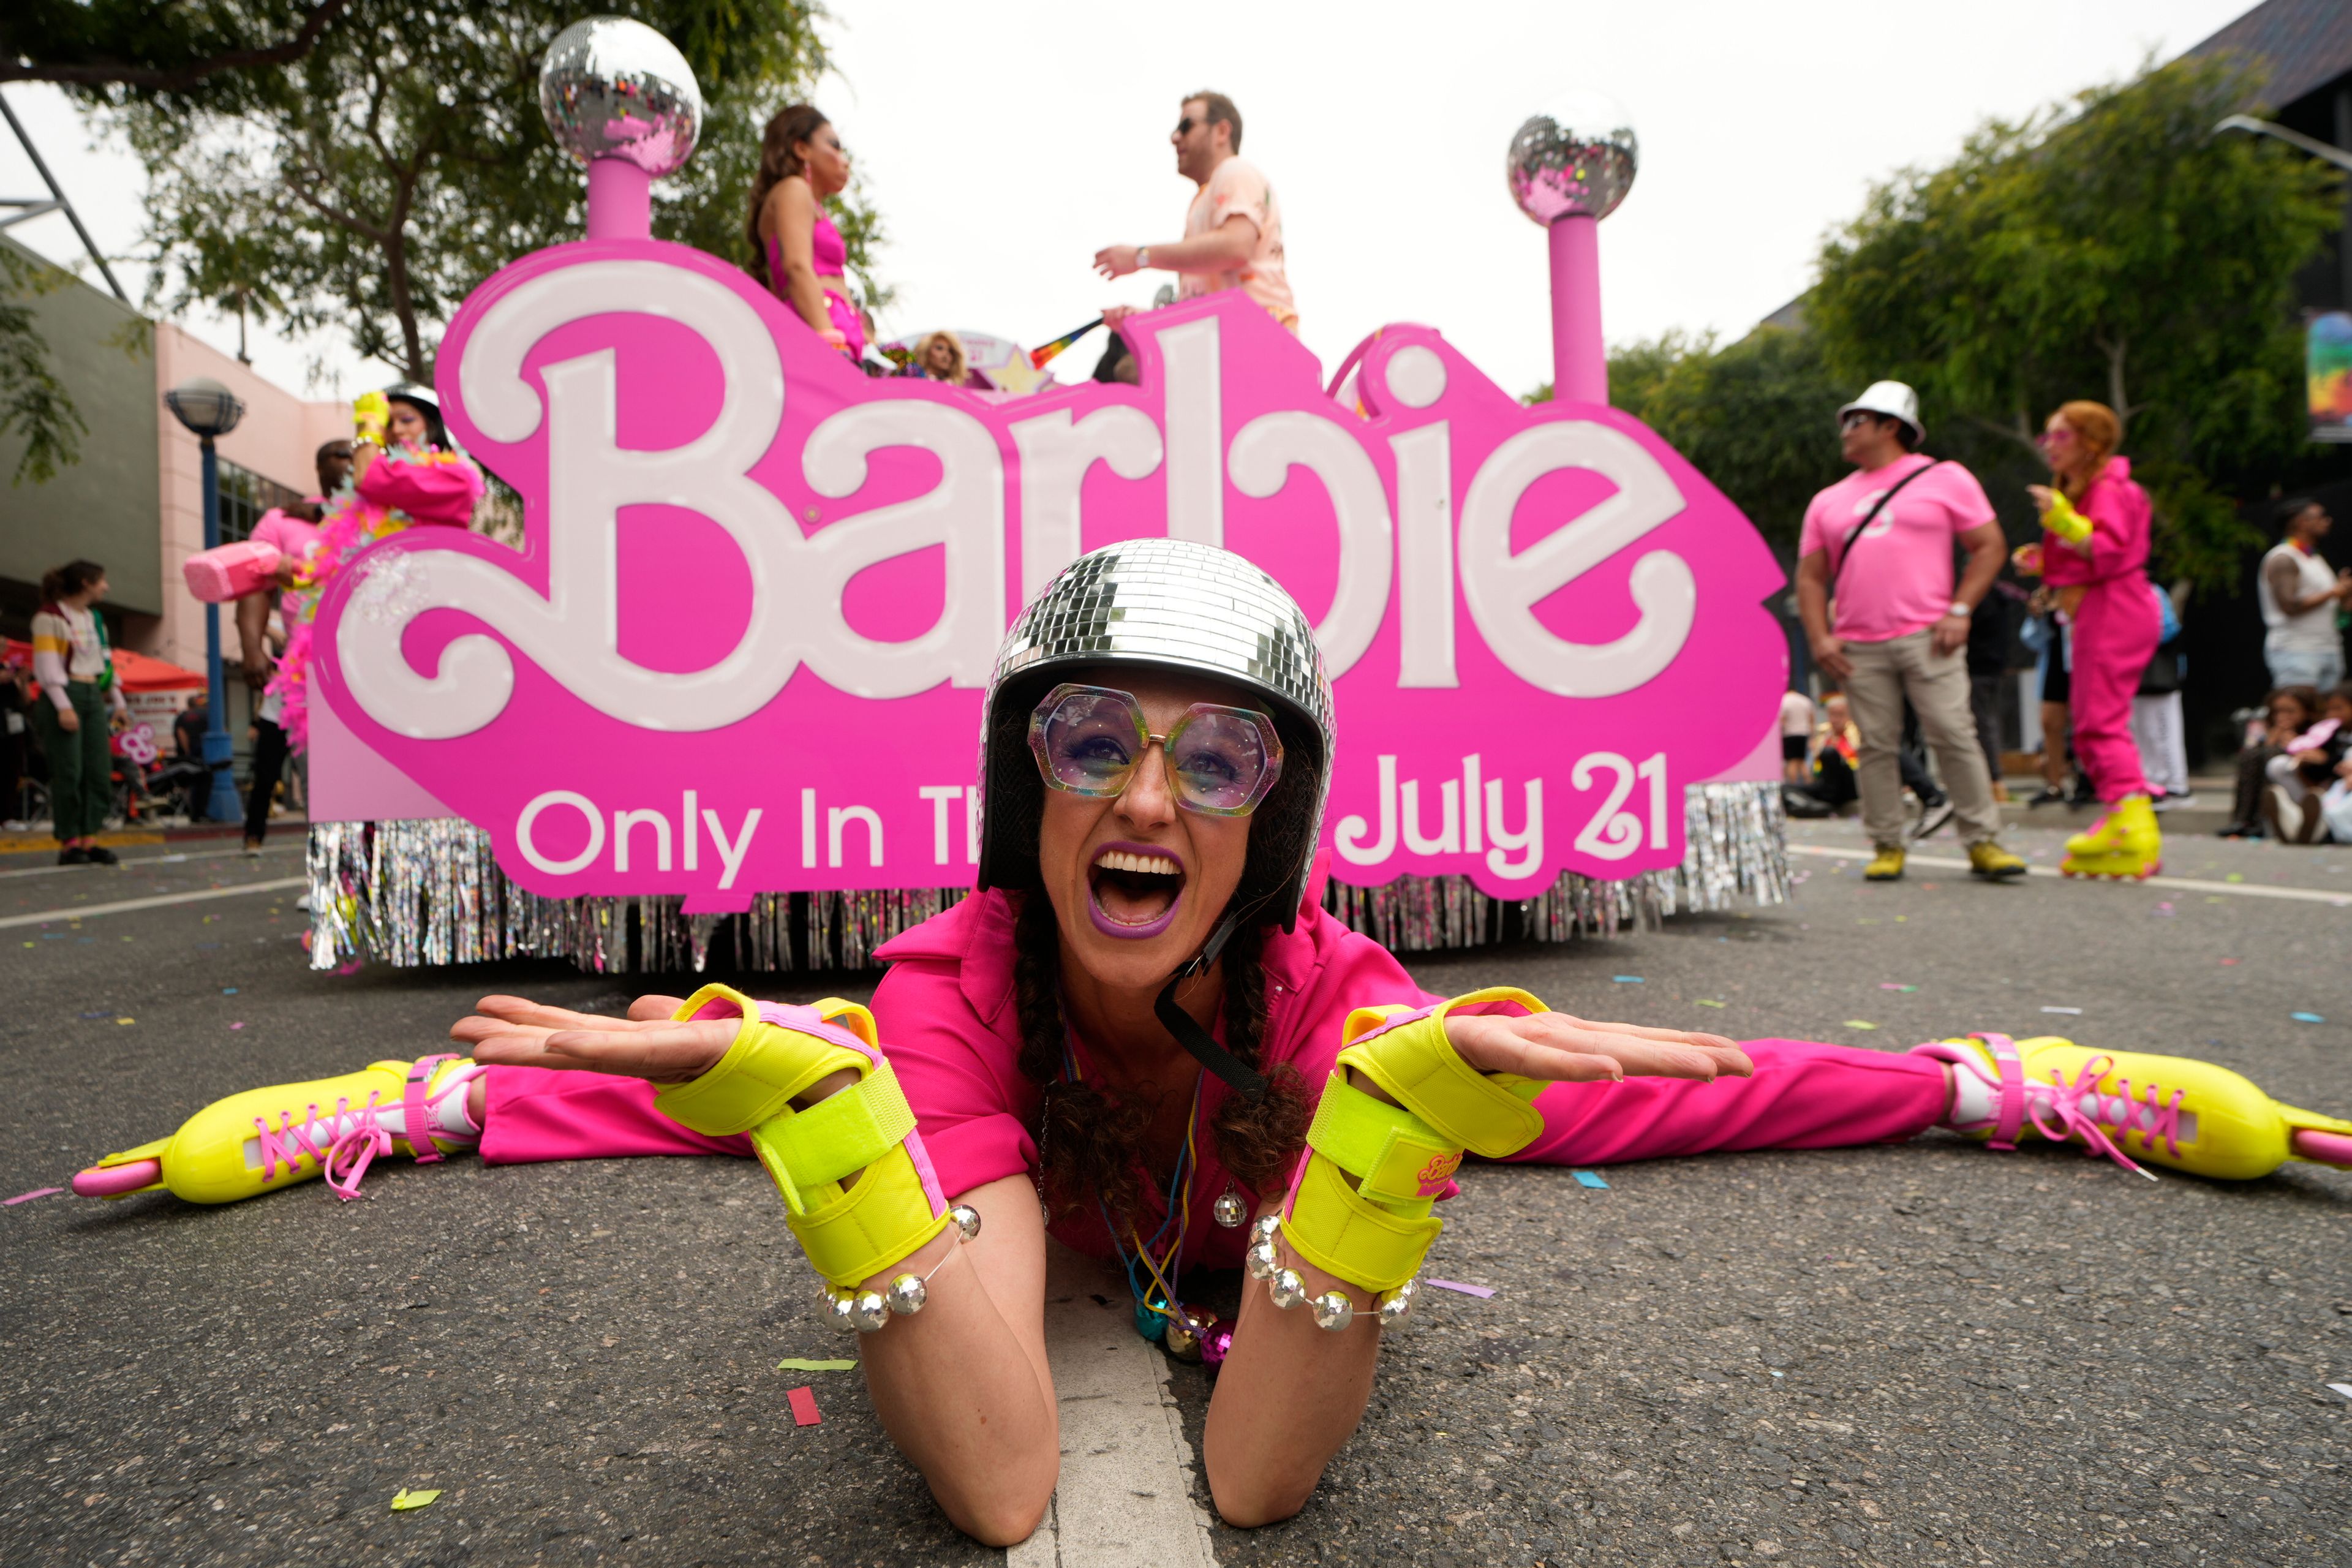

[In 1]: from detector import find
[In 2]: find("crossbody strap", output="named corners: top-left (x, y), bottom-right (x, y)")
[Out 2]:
top-left (1830, 458), bottom-right (1945, 591)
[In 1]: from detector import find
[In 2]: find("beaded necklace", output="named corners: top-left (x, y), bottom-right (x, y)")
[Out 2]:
top-left (1054, 1015), bottom-right (1212, 1354)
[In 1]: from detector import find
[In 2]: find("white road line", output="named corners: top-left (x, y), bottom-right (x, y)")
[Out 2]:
top-left (0, 843), bottom-right (303, 881)
top-left (1008, 1242), bottom-right (1218, 1568)
top-left (1787, 844), bottom-right (2352, 906)
top-left (0, 876), bottom-right (307, 930)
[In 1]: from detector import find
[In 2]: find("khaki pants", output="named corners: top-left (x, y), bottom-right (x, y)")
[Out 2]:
top-left (1842, 631), bottom-right (2001, 850)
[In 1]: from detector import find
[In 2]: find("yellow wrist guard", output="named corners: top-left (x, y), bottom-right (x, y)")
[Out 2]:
top-left (652, 984), bottom-right (952, 1289)
top-left (2044, 491), bottom-right (2092, 546)
top-left (1279, 988), bottom-right (1549, 1295)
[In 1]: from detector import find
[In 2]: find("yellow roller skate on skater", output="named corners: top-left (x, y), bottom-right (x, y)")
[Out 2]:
top-left (1910, 1033), bottom-right (2352, 1180)
top-left (2059, 793), bottom-right (2161, 881)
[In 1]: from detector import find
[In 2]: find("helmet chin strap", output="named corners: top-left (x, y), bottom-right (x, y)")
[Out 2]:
top-left (1151, 905), bottom-right (1271, 1104)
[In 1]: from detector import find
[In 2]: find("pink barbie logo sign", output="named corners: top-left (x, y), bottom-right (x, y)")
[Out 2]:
top-left (312, 238), bottom-right (1786, 911)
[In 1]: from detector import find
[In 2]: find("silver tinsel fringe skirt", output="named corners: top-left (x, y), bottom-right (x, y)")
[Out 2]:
top-left (304, 782), bottom-right (1787, 974)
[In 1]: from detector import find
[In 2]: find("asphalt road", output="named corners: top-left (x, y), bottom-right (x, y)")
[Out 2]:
top-left (4, 819), bottom-right (2350, 1567)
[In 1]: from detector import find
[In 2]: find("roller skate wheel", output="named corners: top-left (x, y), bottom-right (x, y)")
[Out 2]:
top-left (72, 1159), bottom-right (162, 1197)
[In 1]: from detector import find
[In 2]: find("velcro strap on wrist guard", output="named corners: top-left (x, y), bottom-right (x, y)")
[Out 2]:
top-left (652, 984), bottom-right (951, 1287)
top-left (1304, 1073), bottom-right (1455, 1207)
top-left (1334, 987), bottom-right (1550, 1159)
top-left (1280, 1150), bottom-right (1442, 1295)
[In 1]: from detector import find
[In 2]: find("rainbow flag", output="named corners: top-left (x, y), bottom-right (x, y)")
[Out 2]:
top-left (1030, 317), bottom-right (1104, 370)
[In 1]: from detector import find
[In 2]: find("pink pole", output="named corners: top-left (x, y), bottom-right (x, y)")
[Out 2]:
top-left (586, 159), bottom-right (652, 241)
top-left (1547, 214), bottom-right (1607, 405)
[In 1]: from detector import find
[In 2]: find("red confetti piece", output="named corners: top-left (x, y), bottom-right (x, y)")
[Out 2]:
top-left (787, 1385), bottom-right (821, 1427)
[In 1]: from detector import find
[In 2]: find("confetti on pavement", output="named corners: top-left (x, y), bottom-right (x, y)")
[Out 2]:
top-left (1611, 976), bottom-right (1644, 983)
top-left (787, 1386), bottom-right (823, 1426)
top-left (1427, 1280), bottom-right (1496, 1298)
top-left (1571, 1171), bottom-right (1610, 1189)
top-left (390, 1489), bottom-right (441, 1511)
top-left (1694, 999), bottom-right (1726, 1008)
top-left (2041, 1007), bottom-right (2084, 1016)
top-left (2293, 1012), bottom-right (2325, 1024)
top-left (776, 1357), bottom-right (858, 1372)
top-left (1842, 1020), bottom-right (1880, 1031)
top-left (1879, 983), bottom-right (1917, 992)
top-left (2329, 1384), bottom-right (2352, 1401)
top-left (4, 1188), bottom-right (62, 1206)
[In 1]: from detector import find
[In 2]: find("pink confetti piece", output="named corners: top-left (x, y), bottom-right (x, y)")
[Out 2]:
top-left (1425, 1279), bottom-right (1495, 1299)
top-left (4, 1188), bottom-right (63, 1206)
top-left (786, 1385), bottom-right (822, 1426)
top-left (230, 1022), bottom-right (246, 1030)
top-left (333, 960), bottom-right (363, 977)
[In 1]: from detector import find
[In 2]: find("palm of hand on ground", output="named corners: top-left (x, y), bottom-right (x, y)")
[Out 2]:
top-left (458, 995), bottom-right (1750, 1091)
top-left (454, 994), bottom-right (728, 1083)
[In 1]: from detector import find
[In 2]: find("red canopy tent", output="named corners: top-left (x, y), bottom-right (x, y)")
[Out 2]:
top-left (3, 638), bottom-right (206, 693)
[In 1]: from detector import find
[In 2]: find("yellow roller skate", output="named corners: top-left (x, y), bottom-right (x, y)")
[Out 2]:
top-left (1910, 1033), bottom-right (2352, 1181)
top-left (72, 1054), bottom-right (483, 1204)
top-left (2059, 794), bottom-right (2161, 881)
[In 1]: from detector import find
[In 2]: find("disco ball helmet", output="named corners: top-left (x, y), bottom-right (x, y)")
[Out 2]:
top-left (975, 538), bottom-right (1336, 931)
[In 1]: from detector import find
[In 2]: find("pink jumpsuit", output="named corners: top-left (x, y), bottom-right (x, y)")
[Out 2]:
top-left (480, 888), bottom-right (1950, 1269)
top-left (2041, 458), bottom-right (2158, 802)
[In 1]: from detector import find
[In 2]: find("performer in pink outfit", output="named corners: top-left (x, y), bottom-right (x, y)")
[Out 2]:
top-left (2026, 401), bottom-right (2164, 878)
top-left (268, 389), bottom-right (483, 751)
top-left (472, 883), bottom-right (1951, 1269)
top-left (2031, 401), bottom-right (2157, 801)
top-left (746, 105), bottom-right (864, 360)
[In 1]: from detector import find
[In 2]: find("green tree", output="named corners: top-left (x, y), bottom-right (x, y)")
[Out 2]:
top-left (1807, 53), bottom-right (2342, 594)
top-left (110, 0), bottom-right (872, 386)
top-left (0, 243), bottom-right (88, 483)
top-left (1529, 327), bottom-right (1850, 551)
top-left (3, 1), bottom-right (351, 97)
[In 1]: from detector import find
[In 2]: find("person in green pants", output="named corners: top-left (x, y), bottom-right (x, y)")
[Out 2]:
top-left (29, 559), bottom-right (126, 866)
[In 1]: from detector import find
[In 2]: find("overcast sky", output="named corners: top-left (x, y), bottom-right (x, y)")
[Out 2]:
top-left (0, 0), bottom-right (2256, 404)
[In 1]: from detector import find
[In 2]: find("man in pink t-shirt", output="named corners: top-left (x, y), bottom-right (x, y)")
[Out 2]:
top-left (1795, 382), bottom-right (2021, 881)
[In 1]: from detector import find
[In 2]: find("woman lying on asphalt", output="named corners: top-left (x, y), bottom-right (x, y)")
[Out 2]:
top-left (73, 540), bottom-right (2352, 1545)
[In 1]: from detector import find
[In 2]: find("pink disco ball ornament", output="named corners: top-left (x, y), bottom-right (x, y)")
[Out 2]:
top-left (1507, 92), bottom-right (1638, 225)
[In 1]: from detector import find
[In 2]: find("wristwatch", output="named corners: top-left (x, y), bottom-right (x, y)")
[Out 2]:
top-left (1137, 246), bottom-right (1152, 269)
top-left (1948, 600), bottom-right (1972, 618)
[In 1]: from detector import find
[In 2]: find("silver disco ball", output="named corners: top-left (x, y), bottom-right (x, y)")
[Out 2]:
top-left (1507, 92), bottom-right (1638, 225)
top-left (538, 17), bottom-right (704, 177)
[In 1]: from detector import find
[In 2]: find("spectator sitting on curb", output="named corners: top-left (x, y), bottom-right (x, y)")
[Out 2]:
top-left (2221, 685), bottom-right (2319, 839)
top-left (1783, 692), bottom-right (1952, 830)
top-left (2262, 682), bottom-right (2352, 845)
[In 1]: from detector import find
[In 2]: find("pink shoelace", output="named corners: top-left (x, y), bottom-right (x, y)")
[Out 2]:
top-left (251, 1057), bottom-right (479, 1200)
top-left (2022, 1054), bottom-right (2187, 1182)
top-left (253, 1095), bottom-right (397, 1200)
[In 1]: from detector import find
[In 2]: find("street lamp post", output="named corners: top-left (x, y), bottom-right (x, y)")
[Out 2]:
top-left (163, 377), bottom-right (247, 824)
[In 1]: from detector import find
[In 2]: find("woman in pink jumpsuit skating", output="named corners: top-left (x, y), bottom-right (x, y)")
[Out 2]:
top-left (2029, 400), bottom-right (2162, 879)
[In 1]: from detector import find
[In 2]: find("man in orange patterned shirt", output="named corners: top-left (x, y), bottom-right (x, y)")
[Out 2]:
top-left (1094, 89), bottom-right (1297, 369)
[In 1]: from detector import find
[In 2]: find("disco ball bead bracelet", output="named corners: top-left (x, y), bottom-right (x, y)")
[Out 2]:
top-left (826, 1204), bottom-right (985, 1333)
top-left (1243, 1213), bottom-right (1418, 1332)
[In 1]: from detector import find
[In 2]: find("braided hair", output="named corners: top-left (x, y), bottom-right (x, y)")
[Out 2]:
top-left (996, 667), bottom-right (1317, 1224)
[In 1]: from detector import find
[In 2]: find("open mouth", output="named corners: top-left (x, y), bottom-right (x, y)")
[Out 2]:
top-left (1087, 843), bottom-right (1186, 939)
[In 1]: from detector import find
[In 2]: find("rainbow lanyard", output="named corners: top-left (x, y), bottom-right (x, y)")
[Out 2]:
top-left (1057, 1016), bottom-right (1204, 1341)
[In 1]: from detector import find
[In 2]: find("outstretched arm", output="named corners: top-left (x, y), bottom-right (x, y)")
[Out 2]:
top-left (457, 995), bottom-right (1058, 1544)
top-left (1199, 1003), bottom-right (1747, 1525)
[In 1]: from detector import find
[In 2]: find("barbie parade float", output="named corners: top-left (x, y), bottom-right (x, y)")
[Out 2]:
top-left (71, 20), bottom-right (2352, 1541)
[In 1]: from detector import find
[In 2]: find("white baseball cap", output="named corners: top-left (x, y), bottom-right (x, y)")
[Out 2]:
top-left (1837, 380), bottom-right (1923, 443)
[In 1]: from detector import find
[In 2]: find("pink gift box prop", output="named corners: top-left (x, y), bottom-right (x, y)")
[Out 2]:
top-left (183, 539), bottom-right (283, 603)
